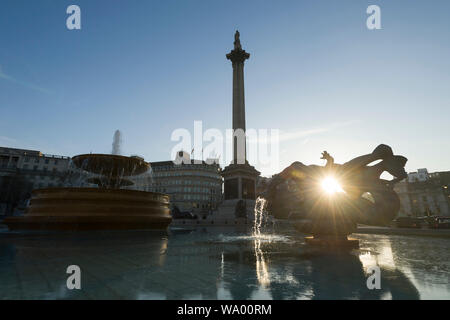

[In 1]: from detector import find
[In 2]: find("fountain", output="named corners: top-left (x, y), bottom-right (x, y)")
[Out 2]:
top-left (4, 151), bottom-right (172, 231)
top-left (112, 129), bottom-right (122, 155)
top-left (265, 144), bottom-right (408, 248)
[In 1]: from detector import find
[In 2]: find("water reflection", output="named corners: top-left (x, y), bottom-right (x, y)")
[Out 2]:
top-left (254, 236), bottom-right (270, 288)
top-left (0, 226), bottom-right (448, 299)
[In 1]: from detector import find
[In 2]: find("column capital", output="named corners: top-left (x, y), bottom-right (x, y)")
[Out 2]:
top-left (226, 49), bottom-right (250, 64)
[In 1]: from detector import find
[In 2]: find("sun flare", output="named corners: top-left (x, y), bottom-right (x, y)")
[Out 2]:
top-left (321, 177), bottom-right (344, 194)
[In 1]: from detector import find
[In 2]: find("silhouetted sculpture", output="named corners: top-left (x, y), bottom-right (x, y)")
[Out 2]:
top-left (266, 144), bottom-right (408, 244)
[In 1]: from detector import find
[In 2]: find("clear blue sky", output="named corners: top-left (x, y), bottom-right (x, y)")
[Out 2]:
top-left (1, 0), bottom-right (449, 176)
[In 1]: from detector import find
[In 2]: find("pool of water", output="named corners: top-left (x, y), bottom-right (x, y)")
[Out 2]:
top-left (0, 225), bottom-right (449, 300)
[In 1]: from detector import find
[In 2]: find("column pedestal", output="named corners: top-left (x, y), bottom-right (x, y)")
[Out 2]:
top-left (217, 162), bottom-right (260, 220)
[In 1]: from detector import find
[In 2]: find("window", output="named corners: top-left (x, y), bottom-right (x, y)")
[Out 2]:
top-left (45, 159), bottom-right (49, 164)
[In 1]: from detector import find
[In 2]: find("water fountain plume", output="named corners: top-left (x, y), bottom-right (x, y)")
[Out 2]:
top-left (253, 197), bottom-right (268, 237)
top-left (253, 196), bottom-right (270, 287)
top-left (112, 130), bottom-right (122, 155)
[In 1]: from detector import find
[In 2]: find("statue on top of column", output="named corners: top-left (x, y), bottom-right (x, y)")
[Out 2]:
top-left (234, 30), bottom-right (242, 50)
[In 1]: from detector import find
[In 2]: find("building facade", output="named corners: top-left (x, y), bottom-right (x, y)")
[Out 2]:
top-left (0, 147), bottom-right (71, 215)
top-left (394, 168), bottom-right (450, 217)
top-left (148, 152), bottom-right (222, 215)
top-left (407, 168), bottom-right (429, 183)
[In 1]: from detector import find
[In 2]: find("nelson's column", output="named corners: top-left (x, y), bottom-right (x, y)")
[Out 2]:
top-left (217, 31), bottom-right (260, 220)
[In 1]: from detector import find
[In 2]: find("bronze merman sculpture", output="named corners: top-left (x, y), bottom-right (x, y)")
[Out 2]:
top-left (266, 144), bottom-right (408, 248)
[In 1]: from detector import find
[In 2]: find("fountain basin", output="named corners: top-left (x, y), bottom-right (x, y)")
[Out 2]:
top-left (5, 188), bottom-right (172, 231)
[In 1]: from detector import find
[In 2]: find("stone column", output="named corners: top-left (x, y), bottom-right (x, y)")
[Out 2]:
top-left (227, 31), bottom-right (250, 164)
